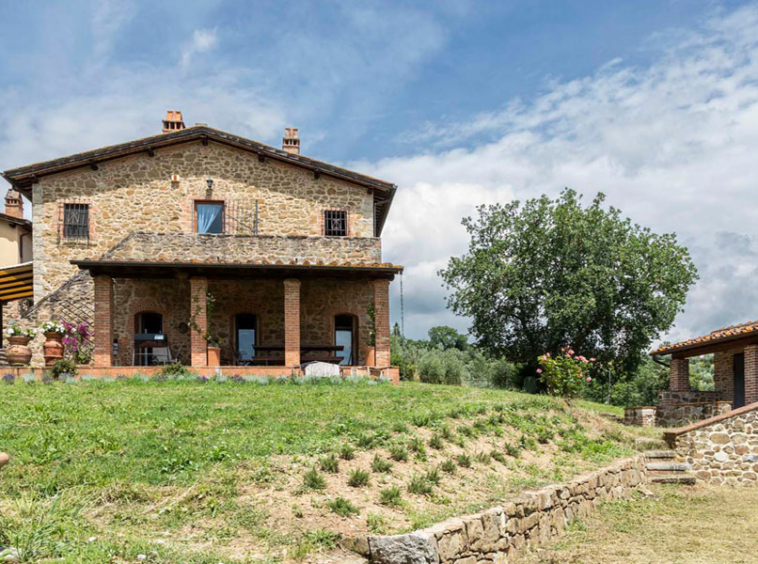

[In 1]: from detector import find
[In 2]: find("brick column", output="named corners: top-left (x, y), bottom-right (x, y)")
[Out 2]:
top-left (373, 279), bottom-right (391, 367)
top-left (669, 357), bottom-right (690, 392)
top-left (93, 275), bottom-right (113, 367)
top-left (745, 344), bottom-right (758, 405)
top-left (284, 278), bottom-right (301, 367)
top-left (190, 277), bottom-right (208, 367)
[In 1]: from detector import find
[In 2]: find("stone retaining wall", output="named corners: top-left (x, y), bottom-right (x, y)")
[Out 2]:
top-left (359, 455), bottom-right (648, 564)
top-left (665, 402), bottom-right (758, 486)
top-left (656, 401), bottom-right (731, 428)
top-left (624, 406), bottom-right (656, 426)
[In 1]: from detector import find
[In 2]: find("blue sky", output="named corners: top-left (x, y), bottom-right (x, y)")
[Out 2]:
top-left (2, 0), bottom-right (758, 344)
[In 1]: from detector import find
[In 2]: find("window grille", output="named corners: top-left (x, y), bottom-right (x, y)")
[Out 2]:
top-left (63, 203), bottom-right (90, 240)
top-left (324, 210), bottom-right (347, 237)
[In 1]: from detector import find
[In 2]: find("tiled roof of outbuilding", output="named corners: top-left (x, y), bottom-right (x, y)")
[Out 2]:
top-left (651, 319), bottom-right (758, 356)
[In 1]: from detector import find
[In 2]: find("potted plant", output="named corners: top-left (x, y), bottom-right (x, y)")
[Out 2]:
top-left (205, 333), bottom-right (222, 366)
top-left (41, 321), bottom-right (66, 366)
top-left (6, 325), bottom-right (36, 366)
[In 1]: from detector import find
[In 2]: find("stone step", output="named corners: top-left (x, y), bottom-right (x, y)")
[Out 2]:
top-left (650, 474), bottom-right (696, 485)
top-left (635, 437), bottom-right (668, 451)
top-left (646, 462), bottom-right (690, 472)
top-left (644, 450), bottom-right (675, 460)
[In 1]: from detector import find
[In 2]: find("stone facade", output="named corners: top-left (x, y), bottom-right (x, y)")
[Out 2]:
top-left (13, 135), bottom-right (395, 369)
top-left (361, 456), bottom-right (648, 564)
top-left (100, 232), bottom-right (382, 266)
top-left (624, 406), bottom-right (657, 427)
top-left (666, 403), bottom-right (758, 486)
top-left (656, 401), bottom-right (731, 428)
top-left (31, 141), bottom-right (377, 300)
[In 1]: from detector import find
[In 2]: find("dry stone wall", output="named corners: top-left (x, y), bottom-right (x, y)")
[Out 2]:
top-left (360, 455), bottom-right (648, 564)
top-left (667, 403), bottom-right (758, 486)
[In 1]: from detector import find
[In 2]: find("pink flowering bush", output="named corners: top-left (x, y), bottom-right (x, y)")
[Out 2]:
top-left (537, 347), bottom-right (595, 398)
top-left (61, 321), bottom-right (93, 364)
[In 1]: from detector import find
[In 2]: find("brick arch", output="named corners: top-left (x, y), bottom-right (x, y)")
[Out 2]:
top-left (121, 298), bottom-right (176, 366)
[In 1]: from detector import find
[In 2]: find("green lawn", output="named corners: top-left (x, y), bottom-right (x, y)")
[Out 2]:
top-left (0, 378), bottom-right (644, 564)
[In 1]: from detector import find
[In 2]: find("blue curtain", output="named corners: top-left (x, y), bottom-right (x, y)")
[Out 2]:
top-left (197, 203), bottom-right (223, 233)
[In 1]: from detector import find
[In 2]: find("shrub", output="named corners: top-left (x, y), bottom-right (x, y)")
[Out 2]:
top-left (319, 453), bottom-right (339, 474)
top-left (303, 469), bottom-right (326, 491)
top-left (537, 348), bottom-right (595, 398)
top-left (407, 474), bottom-right (433, 495)
top-left (157, 361), bottom-right (193, 379)
top-left (371, 455), bottom-right (392, 474)
top-left (347, 469), bottom-right (370, 488)
top-left (379, 486), bottom-right (403, 507)
top-left (50, 358), bottom-right (78, 380)
top-left (327, 497), bottom-right (359, 517)
top-left (2, 373), bottom-right (14, 385)
top-left (339, 444), bottom-right (355, 461)
top-left (388, 445), bottom-right (408, 462)
top-left (417, 348), bottom-right (467, 385)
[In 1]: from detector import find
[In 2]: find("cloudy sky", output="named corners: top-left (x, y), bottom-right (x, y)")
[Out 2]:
top-left (1, 0), bottom-right (758, 345)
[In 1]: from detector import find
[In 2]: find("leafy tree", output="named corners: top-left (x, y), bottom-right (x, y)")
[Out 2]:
top-left (440, 189), bottom-right (697, 374)
top-left (428, 325), bottom-right (468, 351)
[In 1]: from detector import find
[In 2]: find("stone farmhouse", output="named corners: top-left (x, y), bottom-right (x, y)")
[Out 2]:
top-left (1, 111), bottom-right (402, 377)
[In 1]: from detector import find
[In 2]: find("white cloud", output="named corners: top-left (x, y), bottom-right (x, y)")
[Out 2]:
top-left (180, 28), bottom-right (219, 69)
top-left (356, 4), bottom-right (758, 343)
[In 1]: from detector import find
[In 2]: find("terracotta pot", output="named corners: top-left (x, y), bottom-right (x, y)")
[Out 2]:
top-left (6, 335), bottom-right (32, 366)
top-left (207, 345), bottom-right (221, 367)
top-left (363, 346), bottom-right (376, 367)
top-left (43, 332), bottom-right (64, 366)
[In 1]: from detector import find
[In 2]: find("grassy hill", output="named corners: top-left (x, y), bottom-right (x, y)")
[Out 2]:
top-left (0, 378), bottom-right (652, 564)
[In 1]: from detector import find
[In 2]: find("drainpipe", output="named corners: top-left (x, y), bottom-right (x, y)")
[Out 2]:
top-left (651, 354), bottom-right (670, 368)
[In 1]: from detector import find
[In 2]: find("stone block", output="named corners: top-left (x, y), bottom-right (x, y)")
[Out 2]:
top-left (369, 532), bottom-right (439, 564)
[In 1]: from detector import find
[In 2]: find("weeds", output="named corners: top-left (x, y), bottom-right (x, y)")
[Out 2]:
top-left (379, 486), bottom-right (403, 507)
top-left (327, 497), bottom-right (359, 517)
top-left (371, 455), bottom-right (393, 474)
top-left (348, 469), bottom-right (370, 488)
top-left (408, 474), bottom-right (434, 496)
top-left (303, 469), bottom-right (326, 491)
top-left (388, 444), bottom-right (409, 462)
top-left (319, 453), bottom-right (339, 474)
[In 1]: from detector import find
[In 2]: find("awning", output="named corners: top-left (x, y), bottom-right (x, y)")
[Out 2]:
top-left (0, 262), bottom-right (33, 303)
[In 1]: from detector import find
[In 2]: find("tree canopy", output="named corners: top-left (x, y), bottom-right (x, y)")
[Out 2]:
top-left (439, 189), bottom-right (698, 373)
top-left (428, 325), bottom-right (469, 351)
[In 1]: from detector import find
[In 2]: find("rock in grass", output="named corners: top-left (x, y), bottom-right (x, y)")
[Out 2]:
top-left (0, 452), bottom-right (9, 471)
top-left (0, 546), bottom-right (20, 563)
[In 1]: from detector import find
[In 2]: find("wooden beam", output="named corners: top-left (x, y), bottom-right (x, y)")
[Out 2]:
top-left (201, 135), bottom-right (209, 146)
top-left (146, 146), bottom-right (156, 157)
top-left (0, 279), bottom-right (33, 291)
top-left (0, 290), bottom-right (33, 301)
top-left (0, 285), bottom-right (32, 298)
top-left (257, 152), bottom-right (265, 163)
top-left (89, 161), bottom-right (99, 171)
top-left (314, 169), bottom-right (321, 180)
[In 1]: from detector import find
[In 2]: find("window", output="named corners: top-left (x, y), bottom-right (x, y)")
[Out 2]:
top-left (63, 203), bottom-right (90, 239)
top-left (324, 210), bottom-right (347, 237)
top-left (235, 314), bottom-right (257, 362)
top-left (195, 201), bottom-right (224, 234)
top-left (335, 315), bottom-right (356, 365)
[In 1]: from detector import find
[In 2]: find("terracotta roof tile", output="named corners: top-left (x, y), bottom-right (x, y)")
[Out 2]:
top-left (652, 319), bottom-right (758, 356)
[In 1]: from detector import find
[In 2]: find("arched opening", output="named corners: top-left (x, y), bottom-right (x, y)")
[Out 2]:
top-left (235, 313), bottom-right (257, 363)
top-left (334, 314), bottom-right (357, 366)
top-left (134, 311), bottom-right (165, 366)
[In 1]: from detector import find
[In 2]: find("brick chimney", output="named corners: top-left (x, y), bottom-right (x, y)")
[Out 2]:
top-left (162, 110), bottom-right (186, 133)
top-left (4, 189), bottom-right (23, 219)
top-left (282, 127), bottom-right (300, 155)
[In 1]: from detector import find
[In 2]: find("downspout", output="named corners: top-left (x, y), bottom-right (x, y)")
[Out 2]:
top-left (651, 353), bottom-right (670, 368)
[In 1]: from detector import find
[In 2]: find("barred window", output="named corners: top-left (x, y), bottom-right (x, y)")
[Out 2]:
top-left (63, 203), bottom-right (90, 239)
top-left (324, 210), bottom-right (347, 237)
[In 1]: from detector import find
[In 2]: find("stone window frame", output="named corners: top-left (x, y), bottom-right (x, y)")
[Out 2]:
top-left (321, 208), bottom-right (351, 237)
top-left (192, 199), bottom-right (226, 234)
top-left (57, 200), bottom-right (96, 245)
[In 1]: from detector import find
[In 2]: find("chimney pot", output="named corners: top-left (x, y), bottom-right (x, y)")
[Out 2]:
top-left (162, 110), bottom-right (186, 133)
top-left (4, 189), bottom-right (23, 219)
top-left (282, 127), bottom-right (300, 155)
